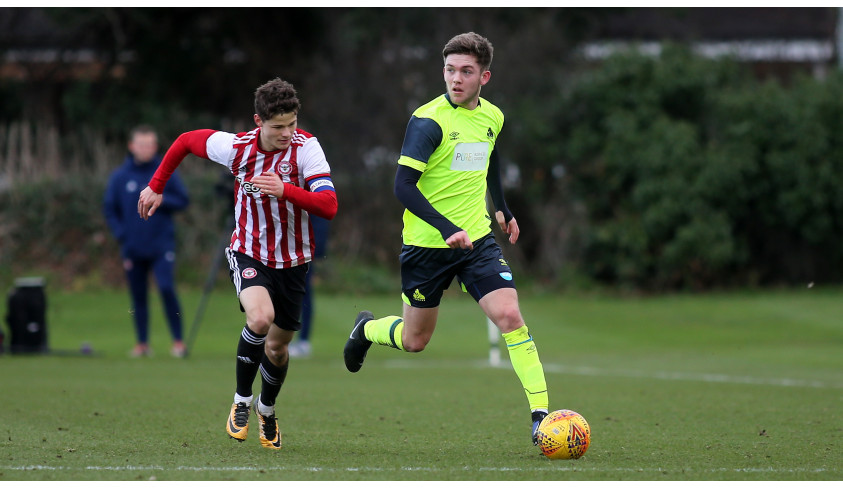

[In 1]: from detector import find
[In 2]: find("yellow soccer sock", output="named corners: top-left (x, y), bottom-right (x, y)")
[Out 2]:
top-left (363, 315), bottom-right (405, 351)
top-left (503, 325), bottom-right (549, 412)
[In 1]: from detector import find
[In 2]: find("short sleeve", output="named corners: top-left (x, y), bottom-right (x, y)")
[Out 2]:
top-left (399, 116), bottom-right (442, 167)
top-left (205, 131), bottom-right (237, 168)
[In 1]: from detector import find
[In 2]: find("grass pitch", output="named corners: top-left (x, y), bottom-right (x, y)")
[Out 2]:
top-left (0, 284), bottom-right (841, 481)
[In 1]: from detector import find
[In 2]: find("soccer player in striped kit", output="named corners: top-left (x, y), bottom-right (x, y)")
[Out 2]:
top-left (343, 32), bottom-right (551, 445)
top-left (138, 78), bottom-right (337, 450)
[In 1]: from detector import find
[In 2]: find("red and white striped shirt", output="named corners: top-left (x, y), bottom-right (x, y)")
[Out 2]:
top-left (148, 127), bottom-right (337, 269)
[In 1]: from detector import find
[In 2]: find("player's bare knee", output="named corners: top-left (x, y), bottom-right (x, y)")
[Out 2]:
top-left (403, 337), bottom-right (428, 353)
top-left (493, 308), bottom-right (524, 333)
top-left (247, 314), bottom-right (274, 335)
top-left (264, 339), bottom-right (288, 364)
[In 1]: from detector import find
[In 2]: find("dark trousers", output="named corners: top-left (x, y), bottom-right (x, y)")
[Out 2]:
top-left (125, 252), bottom-right (183, 344)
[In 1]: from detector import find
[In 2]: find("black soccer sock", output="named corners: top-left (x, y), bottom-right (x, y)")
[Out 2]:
top-left (258, 354), bottom-right (289, 408)
top-left (235, 325), bottom-right (266, 398)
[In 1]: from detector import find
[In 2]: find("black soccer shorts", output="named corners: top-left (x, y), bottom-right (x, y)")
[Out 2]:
top-left (225, 248), bottom-right (309, 331)
top-left (399, 233), bottom-right (516, 308)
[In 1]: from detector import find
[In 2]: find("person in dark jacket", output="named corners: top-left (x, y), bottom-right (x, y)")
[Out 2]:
top-left (104, 125), bottom-right (190, 358)
top-left (288, 214), bottom-right (330, 358)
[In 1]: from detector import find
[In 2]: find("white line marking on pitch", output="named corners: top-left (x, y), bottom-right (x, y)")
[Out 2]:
top-left (381, 359), bottom-right (843, 389)
top-left (0, 465), bottom-right (835, 474)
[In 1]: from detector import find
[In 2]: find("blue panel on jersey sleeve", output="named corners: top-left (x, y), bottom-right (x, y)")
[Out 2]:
top-left (400, 116), bottom-right (442, 164)
top-left (308, 176), bottom-right (335, 192)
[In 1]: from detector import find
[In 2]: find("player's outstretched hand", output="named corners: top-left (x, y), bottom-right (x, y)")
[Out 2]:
top-left (138, 186), bottom-right (163, 220)
top-left (496, 210), bottom-right (519, 244)
top-left (446, 230), bottom-right (473, 250)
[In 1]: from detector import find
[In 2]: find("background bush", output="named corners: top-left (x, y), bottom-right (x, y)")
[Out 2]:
top-left (2, 40), bottom-right (842, 292)
top-left (551, 45), bottom-right (843, 290)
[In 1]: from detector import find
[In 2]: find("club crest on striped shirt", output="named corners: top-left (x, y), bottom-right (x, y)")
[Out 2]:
top-left (276, 161), bottom-right (293, 175)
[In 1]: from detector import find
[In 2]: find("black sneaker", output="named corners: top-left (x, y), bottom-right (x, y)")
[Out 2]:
top-left (531, 410), bottom-right (548, 445)
top-left (344, 311), bottom-right (374, 372)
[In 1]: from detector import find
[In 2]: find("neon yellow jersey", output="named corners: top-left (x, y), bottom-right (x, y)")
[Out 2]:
top-left (397, 94), bottom-right (504, 248)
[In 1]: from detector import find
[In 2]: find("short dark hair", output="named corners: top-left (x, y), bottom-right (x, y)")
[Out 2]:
top-left (254, 78), bottom-right (301, 121)
top-left (442, 32), bottom-right (493, 71)
top-left (129, 124), bottom-right (156, 141)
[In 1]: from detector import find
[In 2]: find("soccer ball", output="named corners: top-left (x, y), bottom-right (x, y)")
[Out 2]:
top-left (535, 409), bottom-right (591, 459)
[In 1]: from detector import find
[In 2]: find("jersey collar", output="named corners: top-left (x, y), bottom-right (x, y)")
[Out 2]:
top-left (444, 93), bottom-right (481, 110)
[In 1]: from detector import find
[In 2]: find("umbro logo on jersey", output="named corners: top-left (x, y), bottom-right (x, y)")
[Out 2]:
top-left (487, 128), bottom-right (494, 138)
top-left (449, 131), bottom-right (460, 141)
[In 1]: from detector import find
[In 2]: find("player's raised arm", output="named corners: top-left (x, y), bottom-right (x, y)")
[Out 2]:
top-left (137, 129), bottom-right (215, 219)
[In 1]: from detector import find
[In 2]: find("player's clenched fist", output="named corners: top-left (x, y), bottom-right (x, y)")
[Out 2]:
top-left (445, 230), bottom-right (473, 250)
top-left (137, 186), bottom-right (163, 220)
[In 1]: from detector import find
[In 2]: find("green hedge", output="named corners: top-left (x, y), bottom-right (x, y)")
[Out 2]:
top-left (554, 45), bottom-right (843, 289)
top-left (0, 169), bottom-right (395, 294)
top-left (0, 170), bottom-right (229, 290)
top-left (4, 45), bottom-right (843, 292)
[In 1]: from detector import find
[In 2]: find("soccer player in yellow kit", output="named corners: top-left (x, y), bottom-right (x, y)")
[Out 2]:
top-left (343, 32), bottom-right (550, 444)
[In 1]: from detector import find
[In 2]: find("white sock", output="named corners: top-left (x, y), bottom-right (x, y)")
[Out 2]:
top-left (256, 395), bottom-right (275, 416)
top-left (234, 393), bottom-right (253, 406)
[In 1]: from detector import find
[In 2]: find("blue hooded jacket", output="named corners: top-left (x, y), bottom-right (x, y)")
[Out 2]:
top-left (104, 153), bottom-right (190, 259)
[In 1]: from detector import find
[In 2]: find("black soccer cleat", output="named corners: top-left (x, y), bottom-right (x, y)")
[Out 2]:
top-left (226, 402), bottom-right (250, 442)
top-left (531, 410), bottom-right (548, 445)
top-left (253, 402), bottom-right (282, 450)
top-left (344, 311), bottom-right (374, 373)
